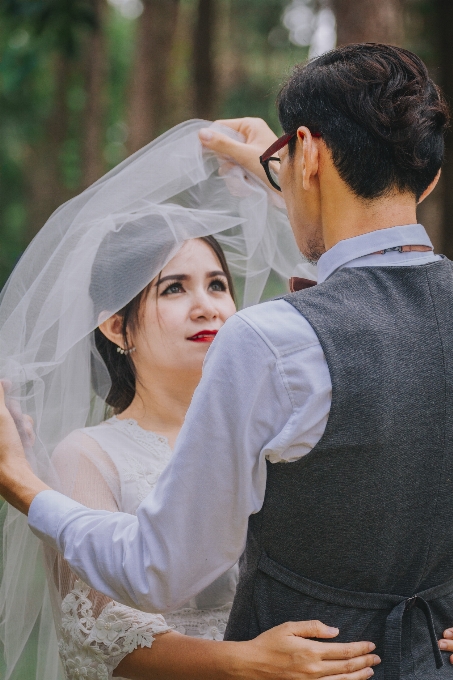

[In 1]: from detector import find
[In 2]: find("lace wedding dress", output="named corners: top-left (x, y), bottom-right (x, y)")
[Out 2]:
top-left (46, 417), bottom-right (238, 680)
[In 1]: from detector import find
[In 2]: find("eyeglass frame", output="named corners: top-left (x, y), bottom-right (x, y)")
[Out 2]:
top-left (259, 129), bottom-right (322, 192)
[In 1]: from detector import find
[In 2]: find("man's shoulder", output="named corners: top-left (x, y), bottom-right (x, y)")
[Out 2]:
top-left (234, 298), bottom-right (320, 357)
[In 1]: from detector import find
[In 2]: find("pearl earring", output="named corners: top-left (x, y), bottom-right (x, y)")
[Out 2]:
top-left (117, 346), bottom-right (136, 355)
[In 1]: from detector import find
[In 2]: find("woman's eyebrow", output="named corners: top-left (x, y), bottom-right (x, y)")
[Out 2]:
top-left (156, 270), bottom-right (227, 286)
top-left (156, 274), bottom-right (187, 286)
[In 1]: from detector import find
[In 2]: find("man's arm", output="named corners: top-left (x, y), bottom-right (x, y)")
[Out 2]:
top-left (3, 314), bottom-right (293, 611)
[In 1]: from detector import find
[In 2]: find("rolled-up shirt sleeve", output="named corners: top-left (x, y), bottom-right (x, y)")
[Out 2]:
top-left (28, 312), bottom-right (295, 613)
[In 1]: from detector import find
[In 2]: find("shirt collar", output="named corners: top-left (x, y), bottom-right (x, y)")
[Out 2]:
top-left (317, 224), bottom-right (434, 283)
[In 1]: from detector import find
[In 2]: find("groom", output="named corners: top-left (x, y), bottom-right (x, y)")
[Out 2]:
top-left (1, 43), bottom-right (453, 679)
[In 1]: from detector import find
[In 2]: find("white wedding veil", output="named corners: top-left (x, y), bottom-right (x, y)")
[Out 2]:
top-left (0, 119), bottom-right (315, 680)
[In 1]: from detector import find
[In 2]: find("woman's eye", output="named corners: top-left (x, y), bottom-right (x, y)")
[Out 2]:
top-left (209, 279), bottom-right (227, 292)
top-left (161, 282), bottom-right (184, 295)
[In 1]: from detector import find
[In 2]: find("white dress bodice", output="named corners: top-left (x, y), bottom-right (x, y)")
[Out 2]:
top-left (54, 416), bottom-right (237, 680)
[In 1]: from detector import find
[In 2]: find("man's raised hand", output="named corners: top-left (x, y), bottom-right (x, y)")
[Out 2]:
top-left (199, 117), bottom-right (278, 189)
top-left (0, 381), bottom-right (49, 514)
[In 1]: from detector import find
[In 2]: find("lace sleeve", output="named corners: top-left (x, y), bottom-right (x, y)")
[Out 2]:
top-left (47, 431), bottom-right (171, 680)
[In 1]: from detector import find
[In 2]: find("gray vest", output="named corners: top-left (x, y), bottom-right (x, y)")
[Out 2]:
top-left (225, 258), bottom-right (453, 680)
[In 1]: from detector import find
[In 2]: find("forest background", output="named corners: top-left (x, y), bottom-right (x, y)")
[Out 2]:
top-left (0, 0), bottom-right (453, 288)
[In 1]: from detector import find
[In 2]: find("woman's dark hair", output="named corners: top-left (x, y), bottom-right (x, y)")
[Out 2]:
top-left (277, 43), bottom-right (450, 200)
top-left (93, 235), bottom-right (235, 414)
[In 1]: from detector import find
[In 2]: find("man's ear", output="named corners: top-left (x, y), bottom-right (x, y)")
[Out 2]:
top-left (418, 169), bottom-right (441, 204)
top-left (98, 313), bottom-right (125, 349)
top-left (296, 126), bottom-right (320, 191)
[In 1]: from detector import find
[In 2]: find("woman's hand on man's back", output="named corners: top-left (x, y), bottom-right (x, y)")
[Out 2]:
top-left (115, 619), bottom-right (380, 680)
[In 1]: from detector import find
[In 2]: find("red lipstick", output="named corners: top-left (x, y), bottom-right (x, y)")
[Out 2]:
top-left (187, 330), bottom-right (218, 343)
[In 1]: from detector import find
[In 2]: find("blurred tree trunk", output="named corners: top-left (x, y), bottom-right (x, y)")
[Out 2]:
top-left (435, 0), bottom-right (453, 257)
top-left (25, 54), bottom-right (72, 242)
top-left (193, 0), bottom-right (216, 120)
top-left (332, 0), bottom-right (404, 46)
top-left (81, 0), bottom-right (107, 187)
top-left (127, 0), bottom-right (180, 153)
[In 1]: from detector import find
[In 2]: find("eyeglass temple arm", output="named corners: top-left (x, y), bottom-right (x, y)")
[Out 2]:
top-left (260, 130), bottom-right (322, 163)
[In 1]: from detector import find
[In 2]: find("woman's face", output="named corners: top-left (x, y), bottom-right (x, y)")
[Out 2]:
top-left (130, 239), bottom-right (236, 377)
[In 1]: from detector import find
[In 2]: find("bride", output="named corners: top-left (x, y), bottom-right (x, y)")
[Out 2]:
top-left (51, 234), bottom-right (238, 679)
top-left (0, 120), bottom-right (345, 680)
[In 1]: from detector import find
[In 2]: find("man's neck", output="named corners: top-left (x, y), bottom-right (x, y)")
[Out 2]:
top-left (319, 162), bottom-right (418, 250)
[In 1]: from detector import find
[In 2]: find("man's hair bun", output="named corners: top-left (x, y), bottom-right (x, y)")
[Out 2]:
top-left (278, 43), bottom-right (450, 200)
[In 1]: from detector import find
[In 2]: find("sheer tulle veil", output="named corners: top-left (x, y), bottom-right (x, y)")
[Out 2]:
top-left (0, 119), bottom-right (315, 679)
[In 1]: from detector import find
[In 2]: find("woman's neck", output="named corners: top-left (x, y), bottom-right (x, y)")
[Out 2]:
top-left (117, 369), bottom-right (200, 448)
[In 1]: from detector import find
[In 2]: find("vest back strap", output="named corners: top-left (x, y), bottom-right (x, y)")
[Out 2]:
top-left (259, 553), bottom-right (453, 680)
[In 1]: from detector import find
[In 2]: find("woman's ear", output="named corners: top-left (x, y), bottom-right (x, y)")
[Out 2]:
top-left (98, 313), bottom-right (125, 349)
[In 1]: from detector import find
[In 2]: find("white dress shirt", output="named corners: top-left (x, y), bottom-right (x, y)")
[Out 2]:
top-left (28, 223), bottom-right (440, 613)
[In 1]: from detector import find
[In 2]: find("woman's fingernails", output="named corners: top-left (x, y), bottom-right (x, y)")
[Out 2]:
top-left (445, 630), bottom-right (453, 639)
top-left (368, 642), bottom-right (376, 651)
top-left (373, 655), bottom-right (381, 665)
top-left (366, 669), bottom-right (374, 678)
top-left (199, 129), bottom-right (213, 141)
top-left (440, 640), bottom-right (449, 649)
top-left (327, 626), bottom-right (339, 634)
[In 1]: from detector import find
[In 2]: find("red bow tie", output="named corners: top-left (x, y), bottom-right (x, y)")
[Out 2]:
top-left (289, 277), bottom-right (317, 292)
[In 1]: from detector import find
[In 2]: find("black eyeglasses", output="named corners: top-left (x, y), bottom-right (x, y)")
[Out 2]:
top-left (259, 129), bottom-right (322, 191)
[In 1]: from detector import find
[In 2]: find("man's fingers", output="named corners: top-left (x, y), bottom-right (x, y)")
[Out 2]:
top-left (199, 128), bottom-right (269, 185)
top-left (320, 640), bottom-right (376, 659)
top-left (0, 388), bottom-right (35, 451)
top-left (199, 129), bottom-right (256, 163)
top-left (212, 117), bottom-right (278, 144)
top-left (0, 379), bottom-right (12, 395)
top-left (199, 116), bottom-right (279, 187)
top-left (210, 118), bottom-right (248, 133)
top-left (0, 380), bottom-right (8, 410)
top-left (0, 385), bottom-right (20, 424)
top-left (22, 415), bottom-right (35, 447)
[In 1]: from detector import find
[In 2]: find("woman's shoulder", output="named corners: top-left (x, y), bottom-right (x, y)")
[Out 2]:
top-left (51, 424), bottom-right (122, 504)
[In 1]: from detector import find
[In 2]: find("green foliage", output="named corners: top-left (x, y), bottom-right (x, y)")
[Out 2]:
top-left (0, 0), bottom-right (102, 284)
top-left (0, 0), bottom-right (309, 288)
top-left (1, 0), bottom-right (97, 55)
top-left (222, 0), bottom-right (309, 133)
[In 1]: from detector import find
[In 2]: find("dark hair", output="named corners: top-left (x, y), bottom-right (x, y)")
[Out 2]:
top-left (93, 235), bottom-right (235, 414)
top-left (277, 43), bottom-right (450, 200)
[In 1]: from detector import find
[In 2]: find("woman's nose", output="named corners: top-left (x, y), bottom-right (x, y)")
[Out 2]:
top-left (190, 292), bottom-right (219, 320)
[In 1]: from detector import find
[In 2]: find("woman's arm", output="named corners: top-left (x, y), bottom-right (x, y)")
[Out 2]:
top-left (49, 436), bottom-right (173, 680)
top-left (115, 621), bottom-right (380, 680)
